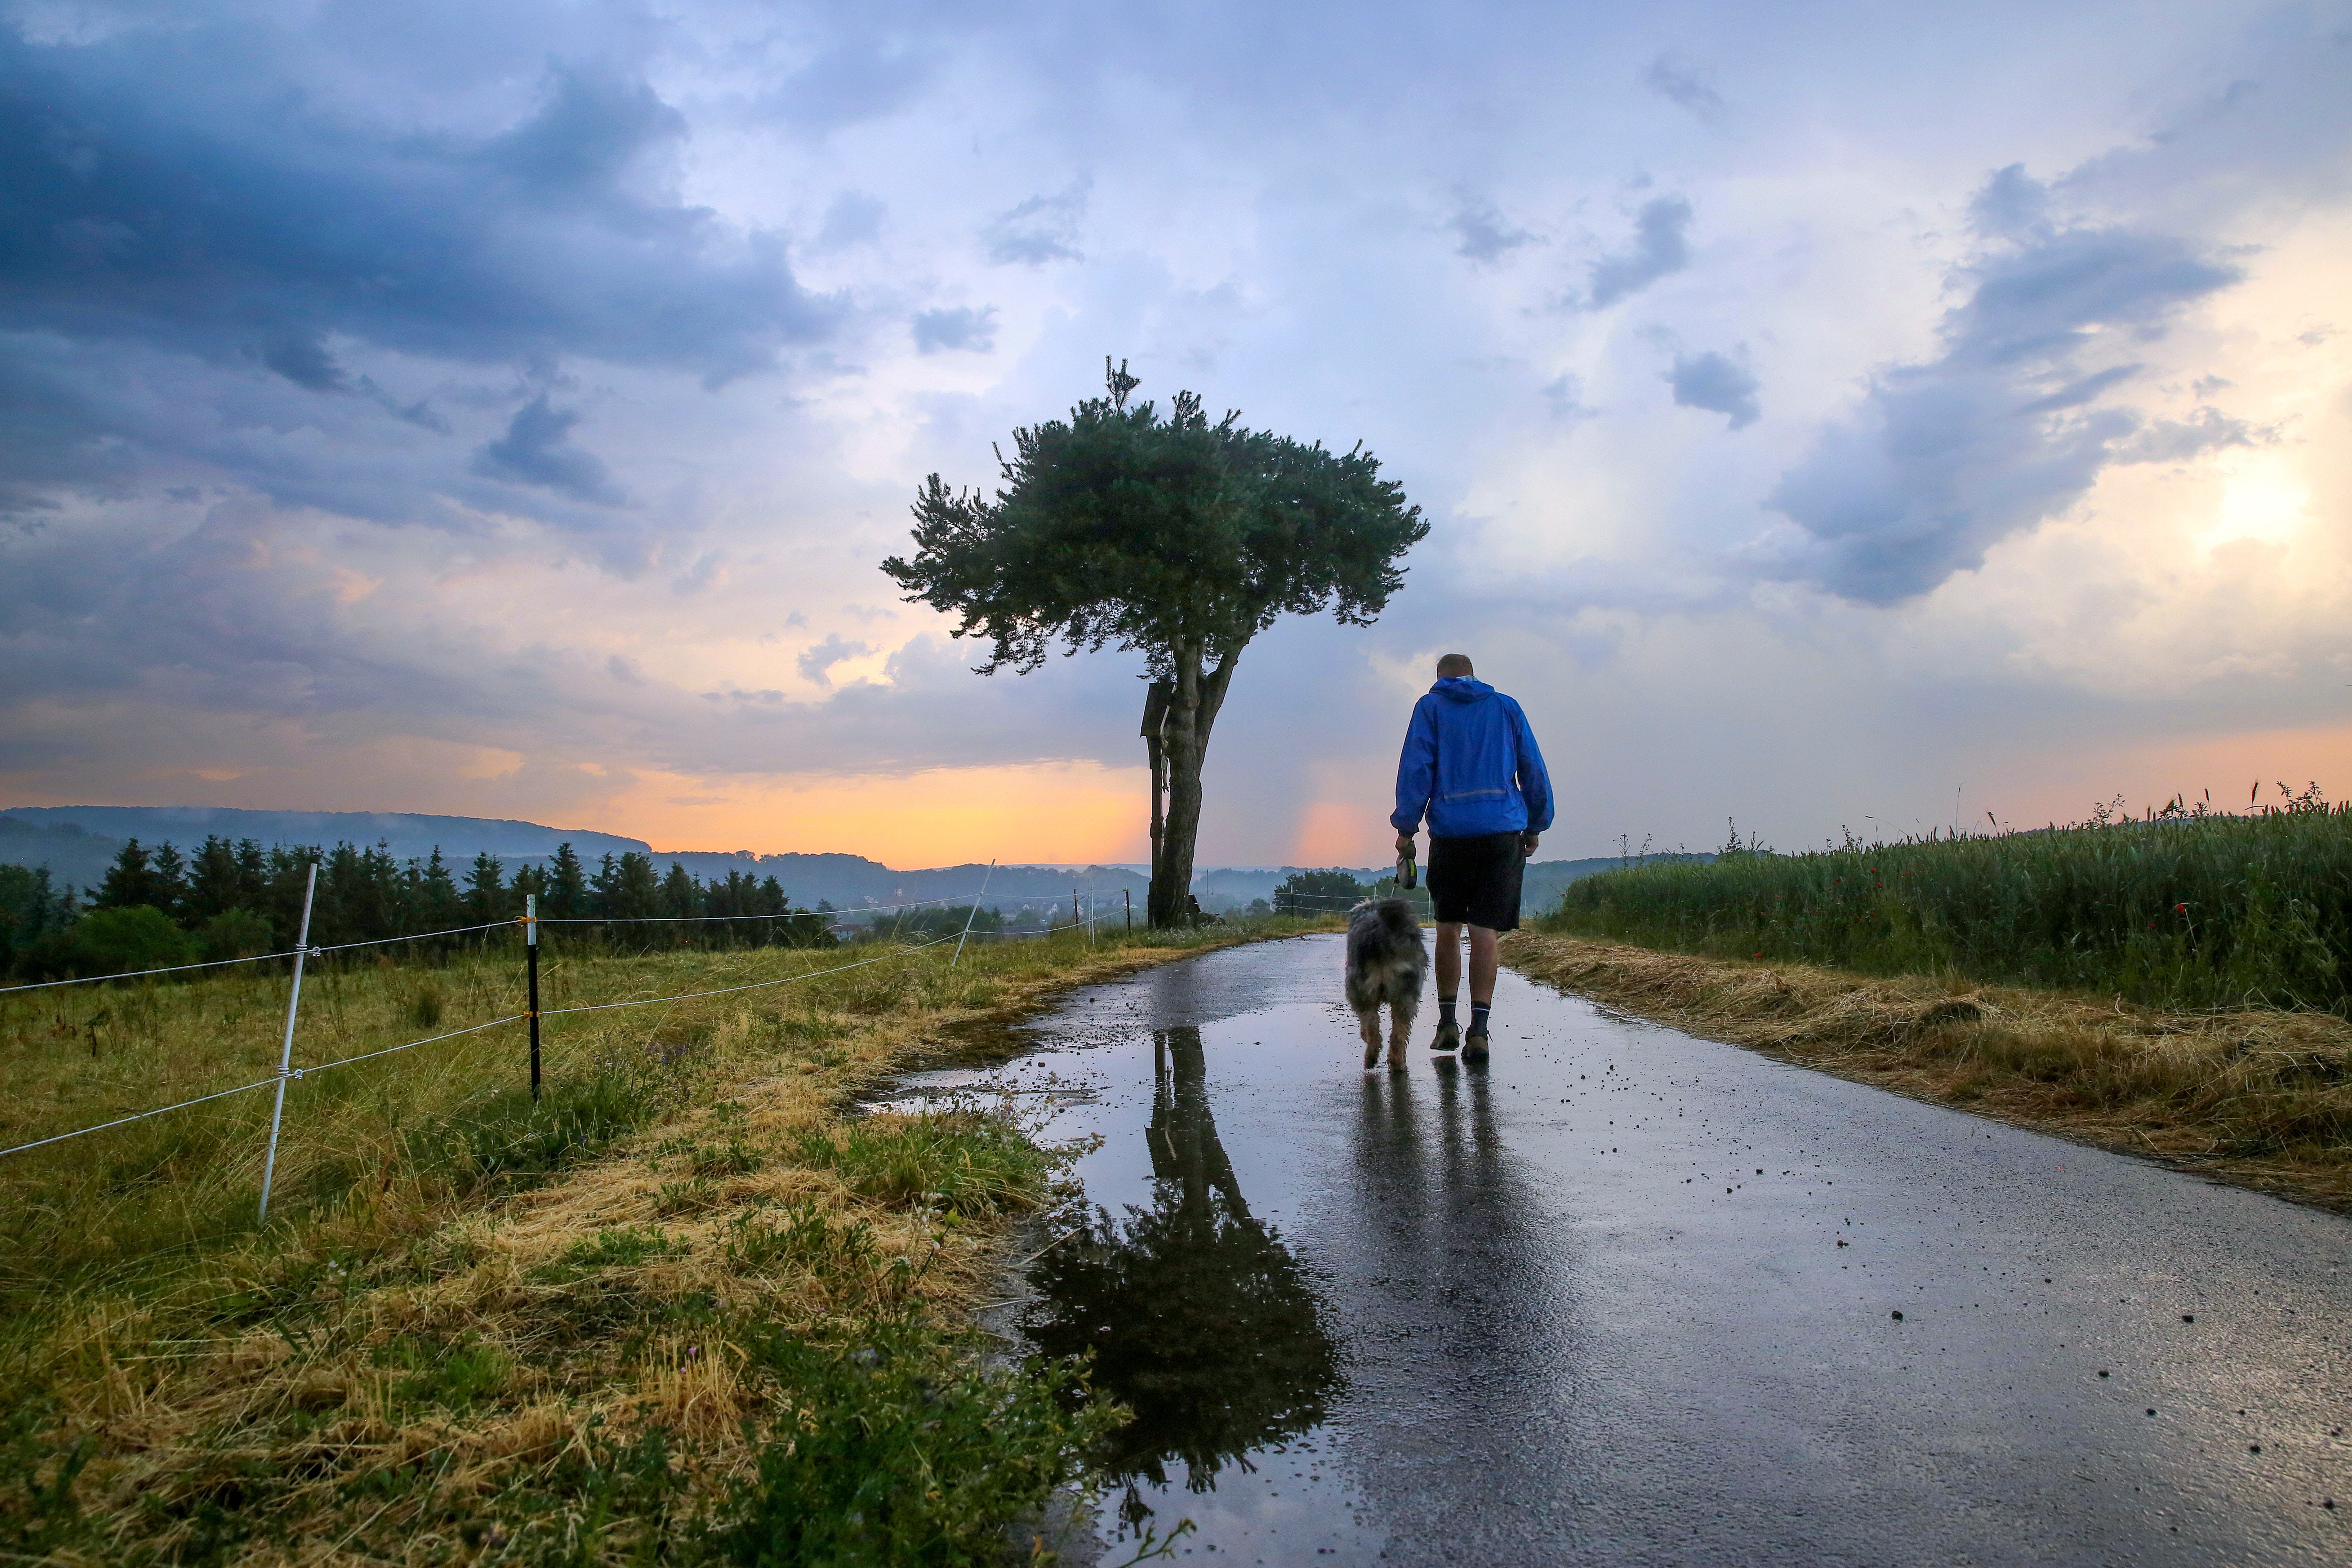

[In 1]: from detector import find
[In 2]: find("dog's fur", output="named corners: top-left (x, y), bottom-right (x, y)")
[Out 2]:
top-left (1345, 898), bottom-right (1429, 1071)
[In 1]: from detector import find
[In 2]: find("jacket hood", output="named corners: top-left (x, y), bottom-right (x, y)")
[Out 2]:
top-left (1431, 677), bottom-right (1494, 703)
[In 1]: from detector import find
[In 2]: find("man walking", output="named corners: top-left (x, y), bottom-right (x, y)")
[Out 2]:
top-left (1391, 653), bottom-right (1553, 1064)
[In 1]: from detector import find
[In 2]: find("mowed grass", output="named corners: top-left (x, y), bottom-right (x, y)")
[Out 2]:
top-left (1545, 797), bottom-right (2352, 1013)
top-left (0, 916), bottom-right (1330, 1565)
top-left (1506, 933), bottom-right (2352, 1210)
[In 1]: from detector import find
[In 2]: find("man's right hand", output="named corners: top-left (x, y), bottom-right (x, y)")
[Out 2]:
top-left (1395, 831), bottom-right (1416, 856)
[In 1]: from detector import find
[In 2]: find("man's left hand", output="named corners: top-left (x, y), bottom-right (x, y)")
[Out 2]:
top-left (1395, 831), bottom-right (1416, 856)
top-left (1520, 832), bottom-right (1541, 855)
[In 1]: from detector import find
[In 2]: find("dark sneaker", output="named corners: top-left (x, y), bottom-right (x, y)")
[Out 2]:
top-left (1461, 1025), bottom-right (1491, 1064)
top-left (1430, 1018), bottom-right (1461, 1053)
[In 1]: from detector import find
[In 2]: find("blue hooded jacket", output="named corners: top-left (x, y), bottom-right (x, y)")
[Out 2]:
top-left (1392, 678), bottom-right (1554, 839)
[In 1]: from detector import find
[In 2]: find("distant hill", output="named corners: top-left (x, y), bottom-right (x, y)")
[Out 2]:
top-left (1, 806), bottom-right (649, 862)
top-left (0, 815), bottom-right (125, 894)
top-left (647, 854), bottom-right (1150, 917)
top-left (0, 805), bottom-right (1703, 918)
top-left (1189, 853), bottom-right (1716, 917)
top-left (0, 807), bottom-right (1149, 916)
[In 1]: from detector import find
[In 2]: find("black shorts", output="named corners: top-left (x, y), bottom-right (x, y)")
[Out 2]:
top-left (1427, 832), bottom-right (1526, 931)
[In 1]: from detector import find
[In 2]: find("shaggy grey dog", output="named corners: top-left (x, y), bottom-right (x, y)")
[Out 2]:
top-left (1345, 898), bottom-right (1429, 1071)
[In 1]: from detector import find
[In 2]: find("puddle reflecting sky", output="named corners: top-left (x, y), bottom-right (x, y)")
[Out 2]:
top-left (1018, 1027), bottom-right (1343, 1539)
top-left (883, 940), bottom-right (1403, 1561)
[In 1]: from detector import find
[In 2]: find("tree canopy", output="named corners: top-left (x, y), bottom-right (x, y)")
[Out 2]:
top-left (883, 361), bottom-right (1425, 679)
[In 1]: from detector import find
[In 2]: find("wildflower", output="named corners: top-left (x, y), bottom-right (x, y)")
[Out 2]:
top-left (2175, 902), bottom-right (2188, 913)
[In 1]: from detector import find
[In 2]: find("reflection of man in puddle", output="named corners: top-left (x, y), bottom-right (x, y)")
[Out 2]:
top-left (1348, 1057), bottom-right (1586, 1545)
top-left (1023, 1027), bottom-right (1339, 1514)
top-left (1356, 1059), bottom-right (1507, 1251)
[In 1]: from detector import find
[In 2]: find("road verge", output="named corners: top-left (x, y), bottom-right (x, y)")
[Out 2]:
top-left (1502, 931), bottom-right (2352, 1216)
top-left (0, 918), bottom-right (1328, 1564)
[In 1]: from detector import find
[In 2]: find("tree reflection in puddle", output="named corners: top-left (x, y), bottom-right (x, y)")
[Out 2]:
top-left (1022, 1026), bottom-right (1339, 1526)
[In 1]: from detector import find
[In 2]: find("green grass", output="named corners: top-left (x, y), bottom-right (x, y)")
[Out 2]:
top-left (712, 1316), bottom-right (1114, 1568)
top-left (1544, 795), bottom-right (2352, 1011)
top-left (797, 1111), bottom-right (1052, 1218)
top-left (0, 913), bottom-right (1327, 1564)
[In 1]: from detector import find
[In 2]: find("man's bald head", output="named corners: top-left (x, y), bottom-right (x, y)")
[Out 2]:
top-left (1436, 653), bottom-right (1474, 678)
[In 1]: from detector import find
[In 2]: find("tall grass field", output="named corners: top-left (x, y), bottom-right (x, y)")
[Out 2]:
top-left (1543, 794), bottom-right (2352, 1011)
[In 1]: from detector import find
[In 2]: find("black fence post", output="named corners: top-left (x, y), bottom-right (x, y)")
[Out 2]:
top-left (1125, 888), bottom-right (1132, 929)
top-left (525, 893), bottom-right (541, 1102)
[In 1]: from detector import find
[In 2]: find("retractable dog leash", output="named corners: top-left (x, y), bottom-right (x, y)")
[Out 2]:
top-left (1396, 845), bottom-right (1417, 890)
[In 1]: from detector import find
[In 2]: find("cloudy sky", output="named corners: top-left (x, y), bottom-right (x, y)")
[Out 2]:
top-left (3, 0), bottom-right (2348, 868)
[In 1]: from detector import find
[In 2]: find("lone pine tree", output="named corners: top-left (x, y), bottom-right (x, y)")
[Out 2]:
top-left (884, 359), bottom-right (1425, 927)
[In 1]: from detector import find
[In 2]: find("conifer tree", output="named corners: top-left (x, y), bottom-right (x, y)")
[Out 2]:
top-left (95, 840), bottom-right (164, 912)
top-left (149, 842), bottom-right (190, 921)
top-left (546, 844), bottom-right (588, 919)
top-left (466, 852), bottom-right (507, 924)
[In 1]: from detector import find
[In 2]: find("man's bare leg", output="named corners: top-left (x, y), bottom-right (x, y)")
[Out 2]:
top-left (1467, 925), bottom-right (1499, 1004)
top-left (1462, 924), bottom-right (1500, 1061)
top-left (1430, 923), bottom-right (1463, 1051)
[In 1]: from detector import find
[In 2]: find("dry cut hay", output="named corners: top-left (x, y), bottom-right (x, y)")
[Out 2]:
top-left (1503, 931), bottom-right (2352, 1214)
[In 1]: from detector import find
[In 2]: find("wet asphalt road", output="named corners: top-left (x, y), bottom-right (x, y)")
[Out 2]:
top-left (895, 933), bottom-right (2351, 1564)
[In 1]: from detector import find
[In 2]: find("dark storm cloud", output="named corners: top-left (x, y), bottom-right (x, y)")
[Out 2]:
top-left (0, 20), bottom-right (839, 514)
top-left (1584, 196), bottom-right (1693, 309)
top-left (1451, 198), bottom-right (1536, 263)
top-left (1764, 169), bottom-right (2244, 604)
top-left (472, 396), bottom-right (626, 505)
top-left (911, 306), bottom-right (998, 354)
top-left (1666, 350), bottom-right (1760, 429)
top-left (982, 182), bottom-right (1089, 265)
top-left (0, 494), bottom-right (1145, 782)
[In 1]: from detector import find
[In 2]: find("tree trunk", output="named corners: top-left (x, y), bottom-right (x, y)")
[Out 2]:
top-left (1141, 680), bottom-right (1171, 922)
top-left (1149, 641), bottom-right (1240, 927)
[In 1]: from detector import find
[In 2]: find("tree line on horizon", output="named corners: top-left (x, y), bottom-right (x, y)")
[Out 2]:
top-left (0, 836), bottom-right (836, 982)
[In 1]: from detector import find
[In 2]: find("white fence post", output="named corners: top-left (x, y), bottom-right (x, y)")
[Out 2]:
top-left (256, 861), bottom-right (319, 1225)
top-left (952, 860), bottom-right (996, 968)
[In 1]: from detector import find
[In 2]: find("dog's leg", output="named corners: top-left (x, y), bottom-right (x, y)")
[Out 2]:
top-left (1387, 1002), bottom-right (1416, 1073)
top-left (1358, 1009), bottom-right (1383, 1069)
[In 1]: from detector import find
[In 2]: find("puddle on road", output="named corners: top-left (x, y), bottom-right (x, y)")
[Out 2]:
top-left (882, 1005), bottom-right (1387, 1563)
top-left (867, 937), bottom-right (2352, 1567)
top-left (1023, 1027), bottom-right (1350, 1556)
